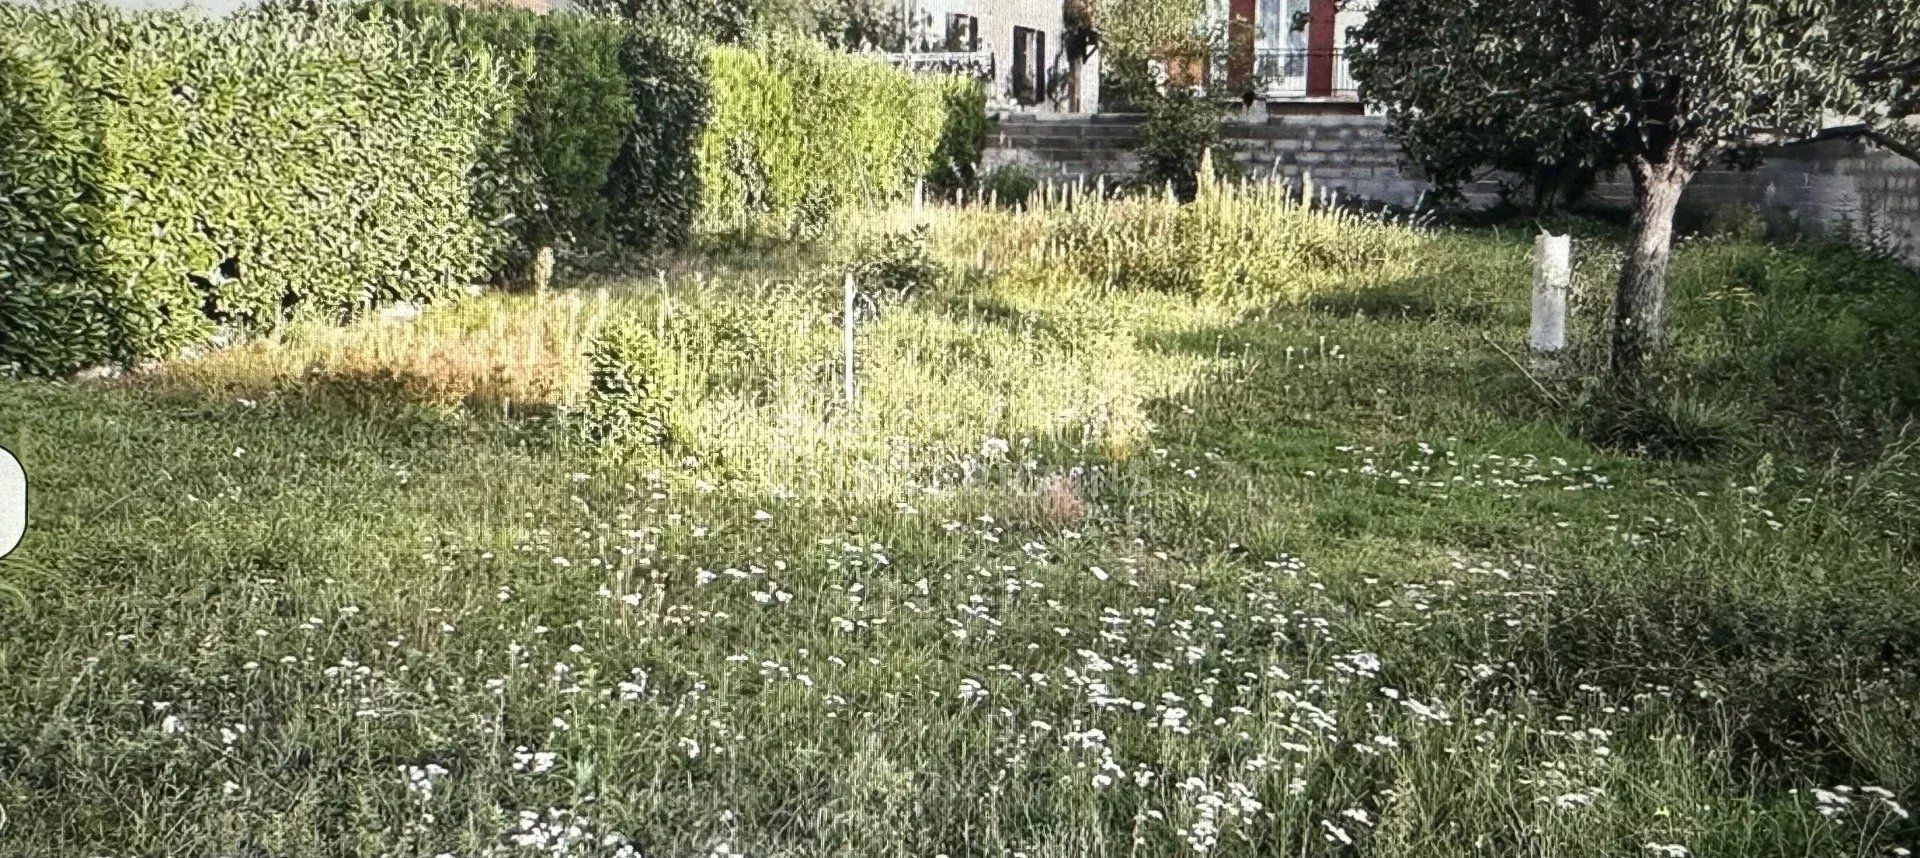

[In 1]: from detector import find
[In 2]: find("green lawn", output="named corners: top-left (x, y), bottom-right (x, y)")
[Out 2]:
top-left (2, 191), bottom-right (1917, 857)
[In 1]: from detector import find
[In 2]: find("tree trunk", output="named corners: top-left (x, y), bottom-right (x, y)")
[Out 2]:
top-left (1610, 158), bottom-right (1691, 377)
top-left (1068, 53), bottom-right (1083, 112)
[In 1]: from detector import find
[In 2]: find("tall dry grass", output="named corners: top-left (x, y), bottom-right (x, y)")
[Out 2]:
top-left (137, 293), bottom-right (618, 415)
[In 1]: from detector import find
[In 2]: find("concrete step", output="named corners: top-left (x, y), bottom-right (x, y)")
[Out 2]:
top-left (994, 112), bottom-right (1146, 126)
top-left (991, 130), bottom-right (1085, 147)
top-left (991, 125), bottom-right (1142, 141)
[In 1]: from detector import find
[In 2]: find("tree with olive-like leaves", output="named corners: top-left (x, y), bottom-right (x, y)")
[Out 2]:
top-left (1350, 0), bottom-right (1920, 376)
top-left (1095, 0), bottom-right (1239, 198)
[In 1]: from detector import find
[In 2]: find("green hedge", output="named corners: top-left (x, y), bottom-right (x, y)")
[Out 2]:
top-left (699, 37), bottom-right (983, 236)
top-left (0, 3), bottom-right (982, 374)
top-left (570, 0), bottom-right (761, 44)
top-left (607, 23), bottom-right (710, 250)
top-left (927, 76), bottom-right (988, 197)
top-left (0, 1), bottom-right (705, 376)
top-left (358, 0), bottom-right (708, 267)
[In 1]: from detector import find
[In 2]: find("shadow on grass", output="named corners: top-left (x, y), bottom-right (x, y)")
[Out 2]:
top-left (1109, 248), bottom-right (1920, 796)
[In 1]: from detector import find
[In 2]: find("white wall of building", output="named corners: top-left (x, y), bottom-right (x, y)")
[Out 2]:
top-left (908, 0), bottom-right (1099, 113)
top-left (1334, 5), bottom-right (1367, 48)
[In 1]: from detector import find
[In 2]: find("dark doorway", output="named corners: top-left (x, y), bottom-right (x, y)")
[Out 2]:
top-left (1012, 26), bottom-right (1047, 105)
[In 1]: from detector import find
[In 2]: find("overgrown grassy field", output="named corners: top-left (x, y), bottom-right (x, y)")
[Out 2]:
top-left (2, 184), bottom-right (1918, 857)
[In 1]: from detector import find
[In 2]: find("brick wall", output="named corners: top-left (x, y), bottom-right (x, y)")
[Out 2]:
top-left (984, 113), bottom-right (1920, 265)
top-left (984, 113), bottom-right (1502, 206)
top-left (1779, 142), bottom-right (1920, 265)
top-left (1590, 137), bottom-right (1920, 265)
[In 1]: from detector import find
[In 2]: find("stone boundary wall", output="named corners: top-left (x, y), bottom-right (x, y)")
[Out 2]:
top-left (983, 114), bottom-right (1474, 205)
top-left (984, 113), bottom-right (1920, 266)
top-left (1590, 137), bottom-right (1920, 265)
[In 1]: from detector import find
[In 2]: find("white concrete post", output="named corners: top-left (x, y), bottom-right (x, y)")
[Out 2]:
top-left (843, 273), bottom-right (858, 409)
top-left (913, 177), bottom-right (925, 217)
top-left (1531, 233), bottom-right (1571, 356)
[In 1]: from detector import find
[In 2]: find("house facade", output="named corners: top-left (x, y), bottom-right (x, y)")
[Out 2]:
top-left (892, 0), bottom-right (1101, 114)
top-left (1208, 0), bottom-right (1368, 113)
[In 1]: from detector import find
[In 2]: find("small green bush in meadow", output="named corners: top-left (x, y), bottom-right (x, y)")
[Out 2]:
top-left (980, 164), bottom-right (1041, 209)
top-left (851, 225), bottom-right (943, 300)
top-left (1132, 88), bottom-right (1234, 202)
top-left (1577, 381), bottom-right (1757, 460)
top-left (925, 77), bottom-right (988, 197)
top-left (1701, 202), bottom-right (1769, 243)
top-left (576, 316), bottom-right (677, 449)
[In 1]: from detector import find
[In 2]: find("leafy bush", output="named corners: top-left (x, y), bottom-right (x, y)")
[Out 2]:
top-left (359, 1), bottom-right (706, 267)
top-left (980, 165), bottom-right (1040, 209)
top-left (0, 1), bottom-right (706, 376)
top-left (926, 77), bottom-right (987, 197)
top-left (575, 317), bottom-right (677, 449)
top-left (1132, 89), bottom-right (1233, 201)
top-left (699, 37), bottom-right (971, 237)
top-left (570, 0), bottom-right (761, 43)
top-left (0, 3), bottom-right (500, 375)
top-left (851, 225), bottom-right (942, 300)
top-left (1699, 203), bottom-right (1769, 243)
top-left (606, 25), bottom-right (710, 251)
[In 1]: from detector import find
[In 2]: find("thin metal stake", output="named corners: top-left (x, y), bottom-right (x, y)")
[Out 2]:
top-left (843, 273), bottom-right (858, 409)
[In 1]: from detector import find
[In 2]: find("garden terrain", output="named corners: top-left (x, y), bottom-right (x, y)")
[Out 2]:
top-left (2, 186), bottom-right (1918, 857)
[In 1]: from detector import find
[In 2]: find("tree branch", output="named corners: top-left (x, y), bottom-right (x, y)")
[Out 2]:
top-left (1865, 126), bottom-right (1920, 168)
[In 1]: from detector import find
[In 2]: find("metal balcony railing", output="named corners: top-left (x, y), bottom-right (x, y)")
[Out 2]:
top-left (1252, 48), bottom-right (1357, 98)
top-left (879, 50), bottom-right (996, 81)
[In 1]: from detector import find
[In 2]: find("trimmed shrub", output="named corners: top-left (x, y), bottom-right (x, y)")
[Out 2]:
top-left (359, 1), bottom-right (622, 270)
top-left (575, 316), bottom-right (677, 450)
top-left (0, 1), bottom-right (705, 376)
top-left (0, 3), bottom-right (507, 375)
top-left (926, 76), bottom-right (988, 197)
top-left (360, 0), bottom-right (708, 267)
top-left (606, 24), bottom-right (709, 251)
top-left (571, 0), bottom-right (761, 44)
top-left (699, 37), bottom-right (976, 236)
top-left (981, 165), bottom-right (1040, 209)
